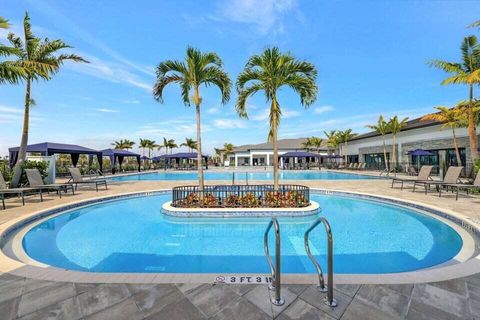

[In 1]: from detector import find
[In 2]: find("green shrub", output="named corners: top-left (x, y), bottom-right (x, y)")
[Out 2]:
top-left (20, 160), bottom-right (49, 186)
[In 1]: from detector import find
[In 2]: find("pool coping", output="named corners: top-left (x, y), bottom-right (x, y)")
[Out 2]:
top-left (0, 188), bottom-right (479, 285)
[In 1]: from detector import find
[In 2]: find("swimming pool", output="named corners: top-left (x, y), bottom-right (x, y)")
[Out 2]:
top-left (21, 191), bottom-right (463, 274)
top-left (109, 170), bottom-right (378, 182)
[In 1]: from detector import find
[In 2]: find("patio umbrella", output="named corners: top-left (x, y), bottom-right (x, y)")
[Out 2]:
top-left (140, 156), bottom-right (151, 160)
top-left (407, 149), bottom-right (434, 170)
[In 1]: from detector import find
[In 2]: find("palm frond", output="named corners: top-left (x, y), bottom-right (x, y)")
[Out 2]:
top-left (0, 16), bottom-right (10, 29)
top-left (235, 83), bottom-right (263, 118)
top-left (202, 66), bottom-right (231, 104)
top-left (152, 74), bottom-right (184, 103)
top-left (429, 59), bottom-right (464, 74)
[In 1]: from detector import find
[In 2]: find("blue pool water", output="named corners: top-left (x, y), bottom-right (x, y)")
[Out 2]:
top-left (22, 193), bottom-right (462, 274)
top-left (109, 171), bottom-right (378, 182)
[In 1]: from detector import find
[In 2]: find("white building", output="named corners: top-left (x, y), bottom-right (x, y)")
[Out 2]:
top-left (231, 138), bottom-right (328, 167)
top-left (343, 116), bottom-right (479, 174)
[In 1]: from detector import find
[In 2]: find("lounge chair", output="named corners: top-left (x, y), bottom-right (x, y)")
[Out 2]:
top-left (25, 169), bottom-right (75, 198)
top-left (391, 165), bottom-right (434, 190)
top-left (440, 170), bottom-right (480, 200)
top-left (68, 168), bottom-right (107, 192)
top-left (348, 163), bottom-right (358, 170)
top-left (0, 174), bottom-right (43, 209)
top-left (357, 163), bottom-right (367, 170)
top-left (413, 166), bottom-right (463, 195)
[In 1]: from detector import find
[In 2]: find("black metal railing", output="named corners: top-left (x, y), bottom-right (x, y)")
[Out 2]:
top-left (172, 184), bottom-right (310, 208)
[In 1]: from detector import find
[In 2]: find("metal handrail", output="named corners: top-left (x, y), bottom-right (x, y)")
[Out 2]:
top-left (264, 218), bottom-right (284, 306)
top-left (304, 217), bottom-right (337, 307)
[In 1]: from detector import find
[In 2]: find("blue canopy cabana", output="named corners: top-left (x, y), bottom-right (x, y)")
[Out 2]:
top-left (9, 142), bottom-right (103, 170)
top-left (162, 152), bottom-right (209, 169)
top-left (101, 149), bottom-right (141, 173)
top-left (407, 149), bottom-right (434, 156)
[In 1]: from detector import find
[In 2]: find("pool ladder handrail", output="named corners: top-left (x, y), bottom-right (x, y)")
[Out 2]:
top-left (304, 217), bottom-right (337, 307)
top-left (264, 218), bottom-right (285, 306)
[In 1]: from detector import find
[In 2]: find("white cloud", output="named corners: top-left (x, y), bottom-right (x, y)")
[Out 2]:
top-left (219, 0), bottom-right (298, 35)
top-left (120, 99), bottom-right (141, 104)
top-left (0, 105), bottom-right (23, 114)
top-left (68, 54), bottom-right (152, 92)
top-left (314, 105), bottom-right (334, 114)
top-left (212, 118), bottom-right (247, 129)
top-left (207, 107), bottom-right (220, 114)
top-left (95, 108), bottom-right (119, 113)
top-left (251, 108), bottom-right (300, 121)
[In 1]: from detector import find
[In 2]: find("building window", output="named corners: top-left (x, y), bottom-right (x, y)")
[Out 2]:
top-left (347, 155), bottom-right (359, 163)
top-left (364, 153), bottom-right (390, 170)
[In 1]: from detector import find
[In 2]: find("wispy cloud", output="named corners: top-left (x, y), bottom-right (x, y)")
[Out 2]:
top-left (207, 107), bottom-right (220, 114)
top-left (212, 118), bottom-right (247, 129)
top-left (219, 0), bottom-right (298, 35)
top-left (0, 105), bottom-right (23, 114)
top-left (95, 108), bottom-right (119, 113)
top-left (251, 107), bottom-right (300, 121)
top-left (68, 54), bottom-right (152, 92)
top-left (120, 99), bottom-right (141, 105)
top-left (281, 107), bottom-right (433, 138)
top-left (314, 105), bottom-right (334, 115)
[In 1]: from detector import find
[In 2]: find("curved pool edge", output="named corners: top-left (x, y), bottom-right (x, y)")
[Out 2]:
top-left (0, 188), bottom-right (479, 285)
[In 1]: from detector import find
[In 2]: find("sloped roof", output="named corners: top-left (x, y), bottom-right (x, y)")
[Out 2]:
top-left (350, 117), bottom-right (439, 141)
top-left (233, 138), bottom-right (327, 152)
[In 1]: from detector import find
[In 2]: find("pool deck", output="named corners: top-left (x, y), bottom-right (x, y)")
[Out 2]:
top-left (1, 172), bottom-right (479, 319)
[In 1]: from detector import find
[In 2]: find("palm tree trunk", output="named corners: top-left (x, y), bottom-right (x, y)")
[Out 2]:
top-left (272, 99), bottom-right (279, 191)
top-left (344, 142), bottom-right (348, 165)
top-left (194, 87), bottom-right (204, 191)
top-left (392, 134), bottom-right (397, 172)
top-left (452, 127), bottom-right (462, 167)
top-left (468, 85), bottom-right (478, 161)
top-left (11, 78), bottom-right (31, 187)
top-left (382, 136), bottom-right (388, 172)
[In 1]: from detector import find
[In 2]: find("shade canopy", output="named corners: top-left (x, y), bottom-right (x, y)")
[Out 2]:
top-left (9, 142), bottom-right (103, 170)
top-left (101, 149), bottom-right (141, 172)
top-left (407, 149), bottom-right (434, 156)
top-left (163, 152), bottom-right (208, 159)
top-left (279, 151), bottom-right (320, 159)
top-left (140, 156), bottom-right (151, 160)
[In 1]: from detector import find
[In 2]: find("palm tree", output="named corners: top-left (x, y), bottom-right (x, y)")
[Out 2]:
top-left (469, 20), bottom-right (480, 28)
top-left (236, 47), bottom-right (318, 189)
top-left (9, 13), bottom-right (88, 187)
top-left (139, 138), bottom-right (150, 157)
top-left (223, 143), bottom-right (234, 165)
top-left (301, 138), bottom-right (312, 151)
top-left (160, 138), bottom-right (177, 154)
top-left (310, 136), bottom-right (323, 154)
top-left (388, 116), bottom-right (409, 171)
top-left (421, 106), bottom-right (465, 166)
top-left (153, 47), bottom-right (231, 190)
top-left (366, 116), bottom-right (390, 172)
top-left (181, 138), bottom-right (197, 153)
top-left (0, 16), bottom-right (26, 84)
top-left (214, 148), bottom-right (223, 165)
top-left (323, 130), bottom-right (338, 155)
top-left (429, 36), bottom-right (480, 162)
top-left (111, 139), bottom-right (135, 150)
top-left (337, 129), bottom-right (356, 164)
top-left (146, 140), bottom-right (158, 158)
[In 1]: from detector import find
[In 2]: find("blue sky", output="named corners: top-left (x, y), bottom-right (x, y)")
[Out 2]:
top-left (1, 0), bottom-right (479, 156)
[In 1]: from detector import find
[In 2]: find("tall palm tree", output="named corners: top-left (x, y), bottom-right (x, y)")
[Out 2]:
top-left (421, 106), bottom-right (465, 166)
top-left (337, 129), bottom-right (356, 164)
top-left (139, 138), bottom-right (150, 157)
top-left (160, 138), bottom-right (177, 154)
top-left (388, 116), bottom-right (409, 171)
top-left (153, 47), bottom-right (231, 190)
top-left (236, 47), bottom-right (318, 189)
top-left (366, 116), bottom-right (390, 172)
top-left (469, 20), bottom-right (480, 28)
top-left (181, 138), bottom-right (197, 153)
top-left (0, 16), bottom-right (26, 84)
top-left (223, 143), bottom-right (234, 165)
top-left (430, 36), bottom-right (480, 162)
top-left (310, 136), bottom-right (323, 154)
top-left (323, 130), bottom-right (338, 156)
top-left (9, 13), bottom-right (88, 187)
top-left (146, 140), bottom-right (158, 158)
top-left (301, 138), bottom-right (312, 151)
